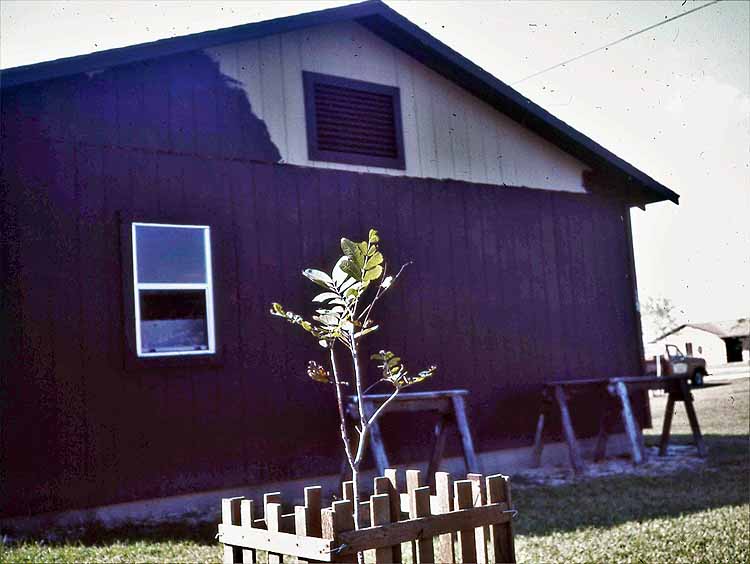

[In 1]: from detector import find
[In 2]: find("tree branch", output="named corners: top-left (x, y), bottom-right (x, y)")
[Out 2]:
top-left (367, 387), bottom-right (401, 429)
top-left (349, 328), bottom-right (367, 434)
top-left (359, 261), bottom-right (412, 328)
top-left (363, 378), bottom-right (387, 395)
top-left (329, 346), bottom-right (354, 467)
top-left (354, 387), bottom-right (400, 466)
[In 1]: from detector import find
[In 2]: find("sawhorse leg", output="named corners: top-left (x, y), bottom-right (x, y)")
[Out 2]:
top-left (659, 393), bottom-right (676, 456)
top-left (659, 380), bottom-right (707, 457)
top-left (427, 413), bottom-right (451, 487)
top-left (531, 411), bottom-right (546, 467)
top-left (554, 385), bottom-right (585, 474)
top-left (613, 380), bottom-right (645, 465)
top-left (531, 393), bottom-right (551, 467)
top-left (452, 395), bottom-right (482, 474)
top-left (594, 399), bottom-right (616, 462)
top-left (680, 379), bottom-right (708, 457)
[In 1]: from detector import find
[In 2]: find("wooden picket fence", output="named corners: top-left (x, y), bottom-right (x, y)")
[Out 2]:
top-left (218, 469), bottom-right (516, 563)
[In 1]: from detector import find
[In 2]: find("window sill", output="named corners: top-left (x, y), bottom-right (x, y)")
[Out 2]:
top-left (123, 348), bottom-right (224, 372)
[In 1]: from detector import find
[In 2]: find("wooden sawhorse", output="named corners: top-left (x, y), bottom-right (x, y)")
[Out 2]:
top-left (343, 389), bottom-right (482, 485)
top-left (532, 375), bottom-right (706, 474)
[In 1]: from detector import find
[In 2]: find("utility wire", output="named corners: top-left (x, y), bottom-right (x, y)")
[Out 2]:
top-left (512, 0), bottom-right (721, 85)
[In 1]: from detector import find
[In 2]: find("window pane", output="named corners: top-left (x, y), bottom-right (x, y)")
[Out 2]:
top-left (135, 225), bottom-right (207, 283)
top-left (139, 290), bottom-right (208, 353)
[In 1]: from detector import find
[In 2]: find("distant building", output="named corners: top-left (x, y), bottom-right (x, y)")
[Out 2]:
top-left (649, 318), bottom-right (750, 366)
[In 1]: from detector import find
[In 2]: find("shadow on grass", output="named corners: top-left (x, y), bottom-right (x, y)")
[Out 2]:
top-left (5, 518), bottom-right (220, 548)
top-left (515, 432), bottom-right (749, 538)
top-left (694, 381), bottom-right (733, 389)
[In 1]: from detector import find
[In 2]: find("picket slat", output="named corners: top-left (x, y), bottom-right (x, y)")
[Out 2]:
top-left (468, 473), bottom-right (489, 564)
top-left (267, 502), bottom-right (284, 564)
top-left (487, 474), bottom-right (516, 563)
top-left (384, 468), bottom-right (403, 562)
top-left (305, 486), bottom-right (323, 538)
top-left (455, 480), bottom-right (478, 564)
top-left (370, 493), bottom-right (393, 563)
top-left (413, 486), bottom-right (434, 564)
top-left (406, 469), bottom-right (421, 563)
top-left (435, 471), bottom-right (455, 564)
top-left (295, 505), bottom-right (312, 564)
top-left (240, 499), bottom-right (257, 564)
top-left (342, 481), bottom-right (354, 502)
top-left (222, 497), bottom-right (244, 564)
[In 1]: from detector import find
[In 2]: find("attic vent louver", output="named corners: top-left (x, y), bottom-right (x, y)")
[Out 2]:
top-left (303, 71), bottom-right (405, 170)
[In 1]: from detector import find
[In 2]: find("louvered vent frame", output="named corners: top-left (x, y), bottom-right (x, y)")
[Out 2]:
top-left (303, 71), bottom-right (405, 170)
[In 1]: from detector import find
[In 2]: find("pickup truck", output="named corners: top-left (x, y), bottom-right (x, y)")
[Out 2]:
top-left (645, 344), bottom-right (708, 386)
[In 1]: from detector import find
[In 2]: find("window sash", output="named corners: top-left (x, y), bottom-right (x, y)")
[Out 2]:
top-left (132, 222), bottom-right (216, 358)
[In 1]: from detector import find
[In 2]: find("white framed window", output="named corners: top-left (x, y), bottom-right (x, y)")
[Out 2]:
top-left (131, 222), bottom-right (215, 357)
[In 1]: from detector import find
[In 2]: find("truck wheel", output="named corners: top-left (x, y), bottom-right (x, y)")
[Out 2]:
top-left (693, 369), bottom-right (705, 387)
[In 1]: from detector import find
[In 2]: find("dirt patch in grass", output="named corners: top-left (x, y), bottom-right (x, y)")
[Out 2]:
top-left (515, 444), bottom-right (708, 486)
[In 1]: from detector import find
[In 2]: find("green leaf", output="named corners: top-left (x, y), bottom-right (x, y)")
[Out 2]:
top-left (365, 252), bottom-right (384, 269)
top-left (368, 229), bottom-right (380, 244)
top-left (332, 257), bottom-right (349, 287)
top-left (314, 312), bottom-right (340, 326)
top-left (363, 264), bottom-right (383, 282)
top-left (303, 269), bottom-right (334, 289)
top-left (341, 237), bottom-right (359, 258)
top-left (353, 325), bottom-right (379, 339)
top-left (406, 366), bottom-right (437, 387)
top-left (270, 303), bottom-right (325, 340)
top-left (312, 292), bottom-right (340, 303)
top-left (340, 258), bottom-right (362, 281)
top-left (343, 237), bottom-right (368, 269)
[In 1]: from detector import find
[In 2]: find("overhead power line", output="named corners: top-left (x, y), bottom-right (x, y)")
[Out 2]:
top-left (512, 0), bottom-right (722, 85)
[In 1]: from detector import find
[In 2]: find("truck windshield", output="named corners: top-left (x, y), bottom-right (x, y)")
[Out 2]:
top-left (666, 344), bottom-right (685, 359)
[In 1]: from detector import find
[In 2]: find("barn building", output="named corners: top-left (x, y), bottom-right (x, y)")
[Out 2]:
top-left (649, 319), bottom-right (750, 367)
top-left (1, 1), bottom-right (679, 523)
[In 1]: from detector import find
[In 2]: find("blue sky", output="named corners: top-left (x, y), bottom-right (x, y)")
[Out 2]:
top-left (2, 1), bottom-right (748, 339)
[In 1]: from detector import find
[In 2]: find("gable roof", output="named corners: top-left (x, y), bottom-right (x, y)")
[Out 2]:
top-left (689, 319), bottom-right (750, 339)
top-left (652, 318), bottom-right (750, 342)
top-left (0, 0), bottom-right (678, 205)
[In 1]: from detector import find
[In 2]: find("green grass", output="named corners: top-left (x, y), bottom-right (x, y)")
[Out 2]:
top-left (517, 504), bottom-right (749, 563)
top-left (3, 378), bottom-right (748, 563)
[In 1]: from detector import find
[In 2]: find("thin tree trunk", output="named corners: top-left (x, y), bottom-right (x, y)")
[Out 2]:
top-left (330, 346), bottom-right (365, 564)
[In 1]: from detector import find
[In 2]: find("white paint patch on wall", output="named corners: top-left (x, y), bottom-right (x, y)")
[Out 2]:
top-left (206, 21), bottom-right (589, 192)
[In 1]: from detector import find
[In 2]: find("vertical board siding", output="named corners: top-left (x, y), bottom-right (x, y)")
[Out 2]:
top-left (2, 51), bottom-right (642, 518)
top-left (205, 21), bottom-right (589, 192)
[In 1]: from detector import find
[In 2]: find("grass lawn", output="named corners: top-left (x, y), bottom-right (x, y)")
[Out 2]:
top-left (3, 378), bottom-right (748, 563)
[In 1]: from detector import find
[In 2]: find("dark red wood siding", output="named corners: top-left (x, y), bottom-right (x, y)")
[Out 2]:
top-left (0, 51), bottom-right (644, 518)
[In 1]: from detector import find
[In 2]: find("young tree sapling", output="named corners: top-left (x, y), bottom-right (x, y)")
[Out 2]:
top-left (270, 229), bottom-right (435, 562)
